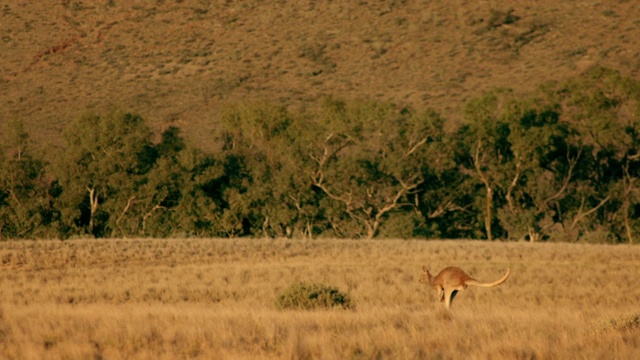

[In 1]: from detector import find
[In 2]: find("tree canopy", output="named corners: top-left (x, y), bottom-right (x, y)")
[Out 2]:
top-left (1, 67), bottom-right (638, 242)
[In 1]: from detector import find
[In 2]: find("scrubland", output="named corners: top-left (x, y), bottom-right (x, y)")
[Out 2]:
top-left (0, 239), bottom-right (638, 359)
top-left (3, 1), bottom-right (640, 150)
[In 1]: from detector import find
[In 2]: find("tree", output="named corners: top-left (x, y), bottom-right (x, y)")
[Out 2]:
top-left (416, 161), bottom-right (477, 239)
top-left (549, 67), bottom-right (640, 242)
top-left (494, 96), bottom-right (578, 242)
top-left (156, 145), bottom-right (224, 237)
top-left (112, 126), bottom-right (197, 237)
top-left (0, 120), bottom-right (56, 239)
top-left (457, 89), bottom-right (514, 241)
top-left (54, 111), bottom-right (155, 237)
top-left (301, 97), bottom-right (449, 239)
top-left (215, 101), bottom-right (310, 237)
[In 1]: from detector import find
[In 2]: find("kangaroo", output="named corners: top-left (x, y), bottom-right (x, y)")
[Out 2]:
top-left (419, 266), bottom-right (510, 311)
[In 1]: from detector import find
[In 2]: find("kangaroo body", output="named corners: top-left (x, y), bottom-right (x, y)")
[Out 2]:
top-left (420, 266), bottom-right (510, 311)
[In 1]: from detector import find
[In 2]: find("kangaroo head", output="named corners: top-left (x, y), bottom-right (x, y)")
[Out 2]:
top-left (419, 265), bottom-right (434, 284)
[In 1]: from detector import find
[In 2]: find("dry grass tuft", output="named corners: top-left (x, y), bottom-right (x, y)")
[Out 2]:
top-left (596, 314), bottom-right (640, 334)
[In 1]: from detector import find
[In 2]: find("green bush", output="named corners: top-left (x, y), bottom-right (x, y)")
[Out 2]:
top-left (276, 282), bottom-right (354, 310)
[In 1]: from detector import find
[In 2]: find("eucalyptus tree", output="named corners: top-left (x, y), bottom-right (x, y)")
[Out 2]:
top-left (0, 120), bottom-right (54, 239)
top-left (111, 126), bottom-right (206, 237)
top-left (215, 101), bottom-right (312, 237)
top-left (456, 89), bottom-right (514, 241)
top-left (548, 67), bottom-right (640, 242)
top-left (415, 160), bottom-right (477, 239)
top-left (455, 68), bottom-right (640, 243)
top-left (458, 88), bottom-right (590, 242)
top-left (54, 111), bottom-right (156, 237)
top-left (300, 97), bottom-right (449, 239)
top-left (154, 141), bottom-right (224, 237)
top-left (123, 126), bottom-right (184, 236)
top-left (494, 97), bottom-right (578, 242)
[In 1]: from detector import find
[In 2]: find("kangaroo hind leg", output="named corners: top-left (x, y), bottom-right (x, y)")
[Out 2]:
top-left (444, 289), bottom-right (459, 311)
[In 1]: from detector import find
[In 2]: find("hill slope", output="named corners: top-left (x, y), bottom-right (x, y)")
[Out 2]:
top-left (2, 0), bottom-right (639, 150)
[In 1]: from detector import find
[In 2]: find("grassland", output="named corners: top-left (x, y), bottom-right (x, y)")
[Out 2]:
top-left (2, 1), bottom-right (640, 151)
top-left (0, 239), bottom-right (638, 359)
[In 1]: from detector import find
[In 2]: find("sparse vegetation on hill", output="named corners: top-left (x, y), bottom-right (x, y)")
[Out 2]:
top-left (1, 1), bottom-right (640, 150)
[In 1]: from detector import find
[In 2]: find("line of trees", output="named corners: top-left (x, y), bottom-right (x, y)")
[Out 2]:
top-left (1, 67), bottom-right (639, 242)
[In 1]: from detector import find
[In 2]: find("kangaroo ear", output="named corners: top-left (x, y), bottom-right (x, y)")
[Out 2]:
top-left (422, 265), bottom-right (428, 272)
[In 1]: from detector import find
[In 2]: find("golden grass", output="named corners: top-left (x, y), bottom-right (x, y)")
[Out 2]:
top-left (1, 239), bottom-right (639, 359)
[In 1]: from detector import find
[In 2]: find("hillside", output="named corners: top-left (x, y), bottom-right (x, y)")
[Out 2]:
top-left (2, 0), bottom-right (640, 151)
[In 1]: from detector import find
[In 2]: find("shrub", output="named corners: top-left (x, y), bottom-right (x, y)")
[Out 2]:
top-left (604, 314), bottom-right (640, 333)
top-left (276, 282), bottom-right (354, 310)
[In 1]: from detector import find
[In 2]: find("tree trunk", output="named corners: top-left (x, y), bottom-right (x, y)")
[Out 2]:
top-left (528, 226), bottom-right (540, 243)
top-left (623, 200), bottom-right (634, 244)
top-left (474, 142), bottom-right (493, 241)
top-left (364, 223), bottom-right (376, 240)
top-left (485, 186), bottom-right (493, 241)
top-left (623, 164), bottom-right (636, 244)
top-left (87, 186), bottom-right (99, 236)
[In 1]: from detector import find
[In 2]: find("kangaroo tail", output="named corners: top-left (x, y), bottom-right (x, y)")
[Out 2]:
top-left (465, 268), bottom-right (510, 288)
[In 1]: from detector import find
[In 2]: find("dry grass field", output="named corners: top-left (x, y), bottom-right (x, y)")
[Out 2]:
top-left (0, 239), bottom-right (638, 359)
